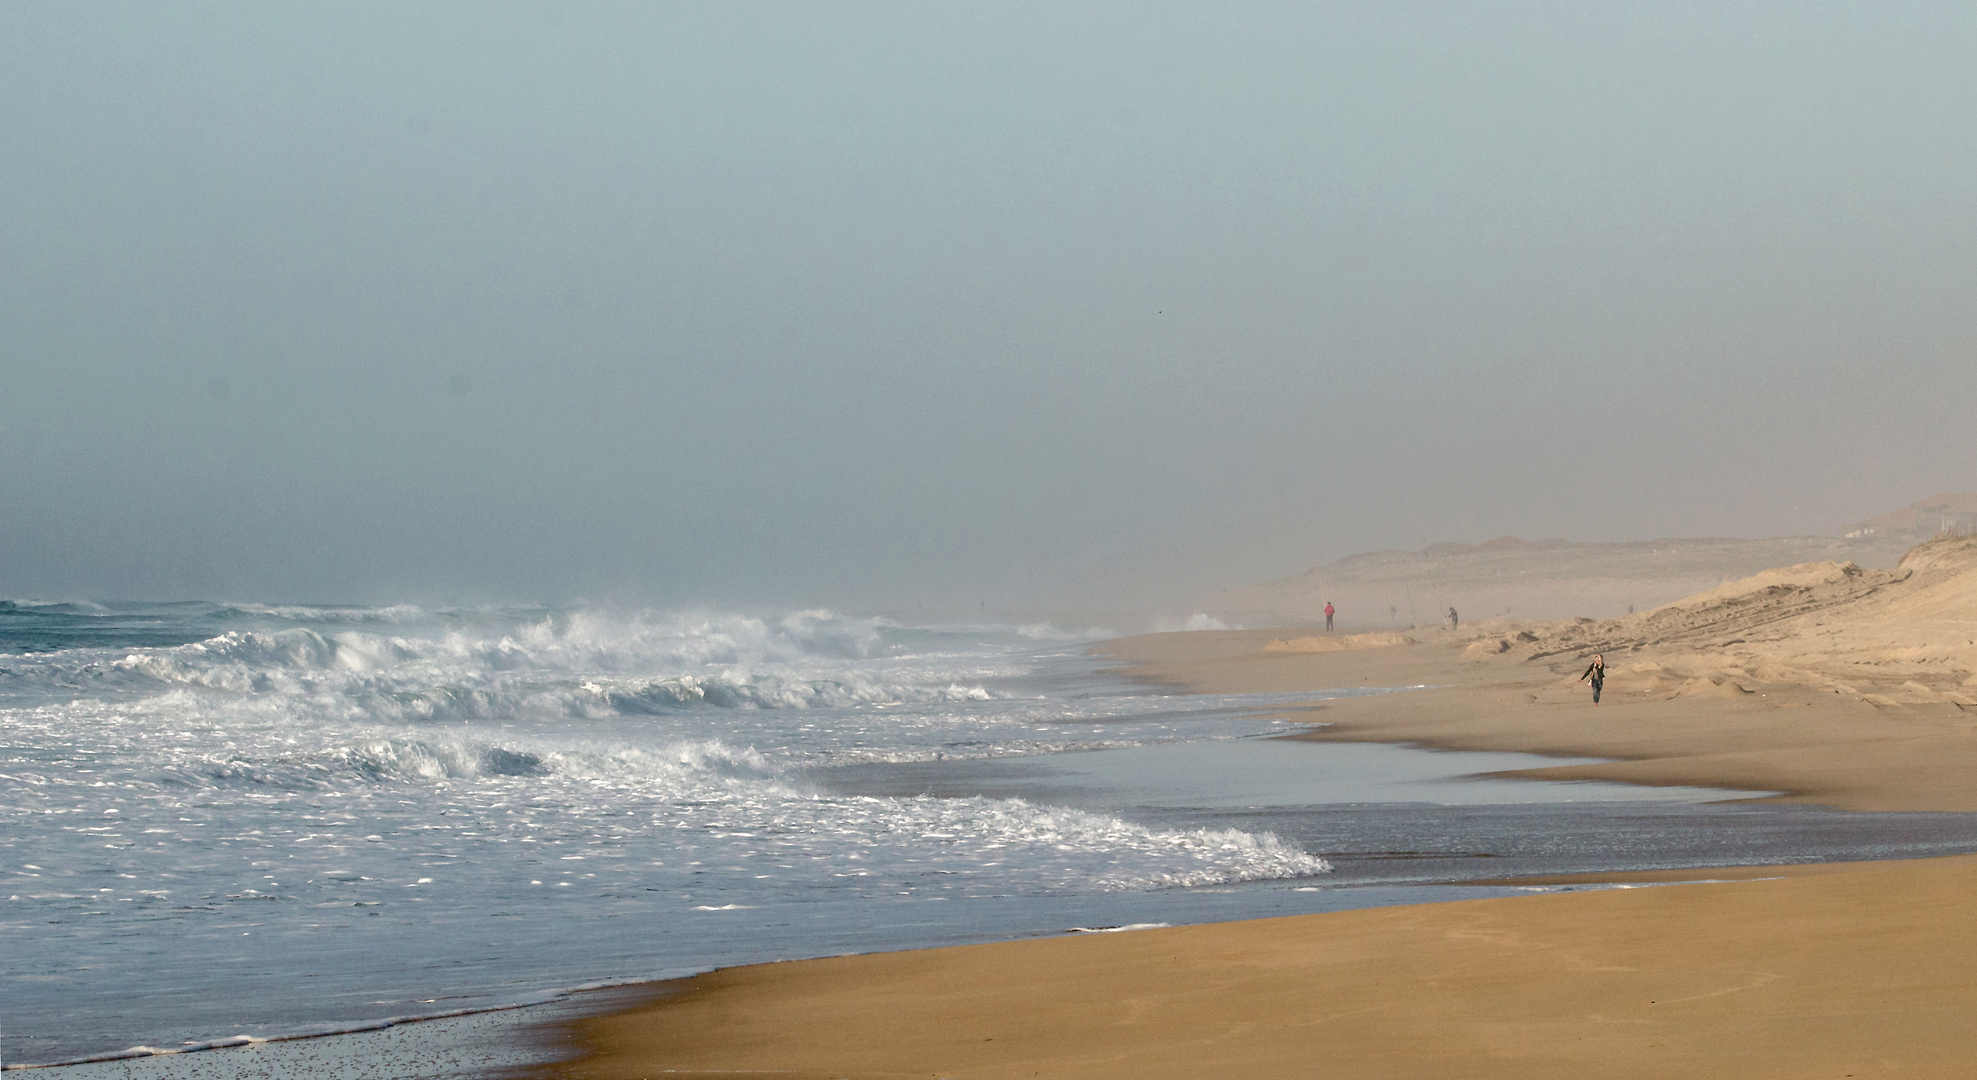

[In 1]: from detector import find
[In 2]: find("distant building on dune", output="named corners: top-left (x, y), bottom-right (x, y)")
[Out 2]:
top-left (1843, 493), bottom-right (1977, 540)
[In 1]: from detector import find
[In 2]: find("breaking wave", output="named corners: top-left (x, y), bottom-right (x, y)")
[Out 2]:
top-left (1, 600), bottom-right (1342, 1066)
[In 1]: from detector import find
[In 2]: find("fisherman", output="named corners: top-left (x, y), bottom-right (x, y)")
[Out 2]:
top-left (1579, 653), bottom-right (1607, 704)
top-left (1447, 607), bottom-right (1458, 632)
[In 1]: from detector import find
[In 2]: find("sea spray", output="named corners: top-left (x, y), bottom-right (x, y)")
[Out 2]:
top-left (0, 602), bottom-right (1335, 1065)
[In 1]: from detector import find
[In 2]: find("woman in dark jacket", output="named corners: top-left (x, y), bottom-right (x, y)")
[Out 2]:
top-left (1579, 654), bottom-right (1607, 704)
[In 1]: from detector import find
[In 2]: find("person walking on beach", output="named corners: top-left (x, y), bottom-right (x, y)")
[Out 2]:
top-left (1579, 653), bottom-right (1607, 704)
top-left (1323, 601), bottom-right (1335, 632)
top-left (1447, 607), bottom-right (1458, 632)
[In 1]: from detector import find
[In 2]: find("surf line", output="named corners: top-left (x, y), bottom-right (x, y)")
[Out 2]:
top-left (0, 976), bottom-right (690, 1071)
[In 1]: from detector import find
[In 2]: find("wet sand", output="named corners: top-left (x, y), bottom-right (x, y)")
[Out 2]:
top-left (1103, 626), bottom-right (1977, 813)
top-left (559, 852), bottom-right (1977, 1079)
top-left (550, 546), bottom-right (1977, 1077)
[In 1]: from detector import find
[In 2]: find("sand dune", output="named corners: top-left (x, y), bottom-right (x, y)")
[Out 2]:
top-left (1211, 534), bottom-right (1916, 624)
top-left (1508, 536), bottom-right (1977, 704)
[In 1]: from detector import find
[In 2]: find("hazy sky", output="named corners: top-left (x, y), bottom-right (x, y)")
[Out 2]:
top-left (6, 2), bottom-right (1977, 609)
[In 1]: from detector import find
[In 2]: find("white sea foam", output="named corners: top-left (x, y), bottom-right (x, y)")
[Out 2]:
top-left (1150, 613), bottom-right (1238, 632)
top-left (223, 602), bottom-right (431, 623)
top-left (0, 602), bottom-right (1335, 1066)
top-left (1015, 621), bottom-right (1119, 641)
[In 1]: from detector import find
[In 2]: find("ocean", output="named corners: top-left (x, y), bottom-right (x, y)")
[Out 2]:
top-left (8, 602), bottom-right (1977, 1075)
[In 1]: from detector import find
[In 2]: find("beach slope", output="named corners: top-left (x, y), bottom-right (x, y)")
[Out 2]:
top-left (553, 538), bottom-right (1977, 1077)
top-left (561, 853), bottom-right (1977, 1079)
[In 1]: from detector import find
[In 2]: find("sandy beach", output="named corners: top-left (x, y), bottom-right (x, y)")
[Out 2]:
top-left (550, 538), bottom-right (1977, 1077)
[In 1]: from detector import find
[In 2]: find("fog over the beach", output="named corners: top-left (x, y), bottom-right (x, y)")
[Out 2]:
top-left (5, 3), bottom-right (1975, 609)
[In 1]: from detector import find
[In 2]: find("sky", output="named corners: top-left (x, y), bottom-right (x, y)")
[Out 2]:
top-left (5, 2), bottom-right (1977, 610)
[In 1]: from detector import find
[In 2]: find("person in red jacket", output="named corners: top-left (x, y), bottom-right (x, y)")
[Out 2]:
top-left (1323, 601), bottom-right (1335, 632)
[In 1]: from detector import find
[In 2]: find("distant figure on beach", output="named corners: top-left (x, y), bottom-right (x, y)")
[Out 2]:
top-left (1389, 604), bottom-right (1397, 626)
top-left (1579, 653), bottom-right (1607, 704)
top-left (1447, 607), bottom-right (1458, 632)
top-left (1323, 601), bottom-right (1335, 631)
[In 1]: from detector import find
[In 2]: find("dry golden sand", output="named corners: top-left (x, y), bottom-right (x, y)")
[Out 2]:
top-left (562, 855), bottom-right (1977, 1079)
top-left (1262, 631), bottom-right (1417, 653)
top-left (550, 539), bottom-right (1977, 1078)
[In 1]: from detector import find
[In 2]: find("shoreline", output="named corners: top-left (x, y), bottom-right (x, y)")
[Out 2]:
top-left (1099, 625), bottom-right (1977, 813)
top-left (545, 608), bottom-right (1977, 1077)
